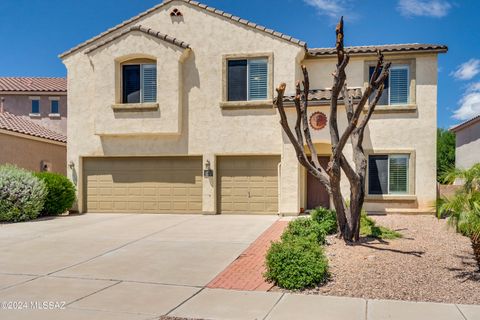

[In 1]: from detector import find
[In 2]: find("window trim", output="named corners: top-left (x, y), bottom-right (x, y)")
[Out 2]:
top-left (221, 52), bottom-right (274, 108)
top-left (364, 59), bottom-right (416, 112)
top-left (120, 61), bottom-right (157, 104)
top-left (365, 149), bottom-right (416, 199)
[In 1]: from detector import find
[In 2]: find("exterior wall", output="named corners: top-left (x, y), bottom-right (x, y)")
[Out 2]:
top-left (63, 1), bottom-right (305, 214)
top-left (0, 132), bottom-right (66, 175)
top-left (64, 0), bottom-right (439, 215)
top-left (455, 121), bottom-right (480, 170)
top-left (1, 93), bottom-right (67, 135)
top-left (303, 53), bottom-right (439, 213)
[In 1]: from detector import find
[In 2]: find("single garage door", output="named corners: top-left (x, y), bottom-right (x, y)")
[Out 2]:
top-left (217, 156), bottom-right (280, 214)
top-left (84, 157), bottom-right (202, 213)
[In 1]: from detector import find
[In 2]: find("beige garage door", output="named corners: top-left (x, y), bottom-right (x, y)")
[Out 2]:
top-left (217, 156), bottom-right (280, 214)
top-left (84, 157), bottom-right (202, 213)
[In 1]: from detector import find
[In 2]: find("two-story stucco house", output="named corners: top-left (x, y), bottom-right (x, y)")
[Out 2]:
top-left (61, 0), bottom-right (447, 215)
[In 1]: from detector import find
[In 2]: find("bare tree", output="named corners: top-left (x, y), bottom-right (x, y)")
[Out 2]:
top-left (275, 17), bottom-right (391, 242)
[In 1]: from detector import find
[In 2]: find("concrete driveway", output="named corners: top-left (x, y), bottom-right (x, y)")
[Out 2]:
top-left (0, 213), bottom-right (278, 319)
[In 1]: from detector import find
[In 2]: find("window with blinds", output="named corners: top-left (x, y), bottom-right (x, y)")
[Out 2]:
top-left (368, 65), bottom-right (409, 105)
top-left (389, 155), bottom-right (409, 193)
top-left (122, 63), bottom-right (157, 104)
top-left (368, 154), bottom-right (409, 195)
top-left (228, 58), bottom-right (268, 101)
top-left (389, 67), bottom-right (409, 105)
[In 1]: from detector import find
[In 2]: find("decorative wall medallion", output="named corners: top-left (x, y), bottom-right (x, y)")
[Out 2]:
top-left (309, 112), bottom-right (327, 130)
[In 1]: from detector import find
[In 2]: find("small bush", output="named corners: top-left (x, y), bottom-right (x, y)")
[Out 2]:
top-left (265, 237), bottom-right (329, 290)
top-left (35, 172), bottom-right (76, 216)
top-left (311, 207), bottom-right (338, 235)
top-left (360, 213), bottom-right (402, 239)
top-left (0, 165), bottom-right (47, 222)
top-left (281, 217), bottom-right (327, 244)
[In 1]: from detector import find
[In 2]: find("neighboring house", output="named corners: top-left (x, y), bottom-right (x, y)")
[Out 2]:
top-left (0, 111), bottom-right (67, 175)
top-left (0, 77), bottom-right (67, 135)
top-left (61, 0), bottom-right (447, 215)
top-left (450, 115), bottom-right (480, 170)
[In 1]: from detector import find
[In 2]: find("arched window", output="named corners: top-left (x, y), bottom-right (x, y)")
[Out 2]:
top-left (121, 58), bottom-right (157, 103)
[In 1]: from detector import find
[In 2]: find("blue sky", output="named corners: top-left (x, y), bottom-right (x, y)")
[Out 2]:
top-left (0, 0), bottom-right (478, 129)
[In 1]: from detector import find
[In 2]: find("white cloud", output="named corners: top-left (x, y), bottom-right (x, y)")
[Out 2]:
top-left (303, 0), bottom-right (350, 18)
top-left (451, 59), bottom-right (480, 81)
top-left (453, 82), bottom-right (480, 120)
top-left (397, 0), bottom-right (452, 17)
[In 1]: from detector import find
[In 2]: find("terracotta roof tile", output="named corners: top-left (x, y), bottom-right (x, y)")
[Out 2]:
top-left (308, 43), bottom-right (448, 57)
top-left (59, 0), bottom-right (306, 59)
top-left (0, 77), bottom-right (66, 93)
top-left (0, 112), bottom-right (66, 143)
top-left (85, 25), bottom-right (190, 54)
top-left (283, 88), bottom-right (363, 105)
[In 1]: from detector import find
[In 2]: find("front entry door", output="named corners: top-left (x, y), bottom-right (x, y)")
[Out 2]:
top-left (307, 156), bottom-right (330, 209)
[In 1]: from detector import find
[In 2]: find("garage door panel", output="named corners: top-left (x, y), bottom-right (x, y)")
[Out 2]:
top-left (84, 157), bottom-right (202, 214)
top-left (218, 156), bottom-right (280, 214)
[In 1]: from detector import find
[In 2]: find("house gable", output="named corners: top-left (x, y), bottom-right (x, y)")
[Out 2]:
top-left (59, 0), bottom-right (306, 60)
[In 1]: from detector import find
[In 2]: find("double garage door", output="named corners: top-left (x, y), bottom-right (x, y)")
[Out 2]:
top-left (83, 156), bottom-right (280, 214)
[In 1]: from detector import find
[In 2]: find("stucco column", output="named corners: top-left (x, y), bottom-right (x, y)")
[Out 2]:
top-left (279, 141), bottom-right (301, 216)
top-left (202, 153), bottom-right (216, 214)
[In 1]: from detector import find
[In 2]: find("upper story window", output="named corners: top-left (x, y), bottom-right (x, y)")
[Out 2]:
top-left (31, 99), bottom-right (40, 114)
top-left (227, 58), bottom-right (268, 101)
top-left (368, 154), bottom-right (409, 195)
top-left (122, 63), bottom-right (157, 104)
top-left (50, 100), bottom-right (59, 114)
top-left (369, 65), bottom-right (409, 105)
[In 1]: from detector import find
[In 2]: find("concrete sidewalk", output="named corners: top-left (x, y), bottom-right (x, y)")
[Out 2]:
top-left (168, 288), bottom-right (480, 320)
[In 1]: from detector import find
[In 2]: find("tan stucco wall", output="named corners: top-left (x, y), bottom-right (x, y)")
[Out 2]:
top-left (64, 0), bottom-right (439, 214)
top-left (303, 53), bottom-right (438, 212)
top-left (63, 1), bottom-right (304, 214)
top-left (455, 121), bottom-right (480, 170)
top-left (0, 132), bottom-right (66, 175)
top-left (1, 94), bottom-right (67, 135)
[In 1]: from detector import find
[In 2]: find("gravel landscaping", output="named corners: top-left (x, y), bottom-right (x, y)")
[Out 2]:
top-left (275, 215), bottom-right (480, 304)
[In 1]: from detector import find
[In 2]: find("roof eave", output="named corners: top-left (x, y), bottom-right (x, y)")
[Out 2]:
top-left (307, 48), bottom-right (448, 58)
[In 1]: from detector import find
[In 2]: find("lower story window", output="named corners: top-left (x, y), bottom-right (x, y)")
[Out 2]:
top-left (368, 154), bottom-right (409, 195)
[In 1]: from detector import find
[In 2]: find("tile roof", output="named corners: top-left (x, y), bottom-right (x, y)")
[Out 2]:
top-left (85, 25), bottom-right (190, 54)
top-left (0, 77), bottom-right (67, 93)
top-left (450, 115), bottom-right (480, 133)
top-left (0, 112), bottom-right (66, 143)
top-left (308, 43), bottom-right (448, 57)
top-left (59, 0), bottom-right (306, 59)
top-left (283, 88), bottom-right (363, 105)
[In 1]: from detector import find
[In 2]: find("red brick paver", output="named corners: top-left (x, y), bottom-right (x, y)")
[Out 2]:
top-left (207, 220), bottom-right (289, 291)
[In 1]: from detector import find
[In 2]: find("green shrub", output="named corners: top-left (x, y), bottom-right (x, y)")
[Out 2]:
top-left (35, 172), bottom-right (76, 216)
top-left (311, 207), bottom-right (337, 235)
top-left (281, 217), bottom-right (327, 244)
top-left (360, 213), bottom-right (402, 239)
top-left (0, 165), bottom-right (47, 222)
top-left (265, 237), bottom-right (329, 290)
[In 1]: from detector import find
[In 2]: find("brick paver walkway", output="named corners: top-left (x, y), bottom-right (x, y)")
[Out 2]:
top-left (207, 220), bottom-right (289, 291)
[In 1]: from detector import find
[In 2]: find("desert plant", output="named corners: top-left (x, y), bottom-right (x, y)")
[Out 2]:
top-left (35, 172), bottom-right (76, 216)
top-left (311, 207), bottom-right (338, 235)
top-left (360, 213), bottom-right (402, 239)
top-left (0, 165), bottom-right (47, 222)
top-left (265, 237), bottom-right (329, 290)
top-left (281, 217), bottom-right (327, 244)
top-left (437, 163), bottom-right (480, 267)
